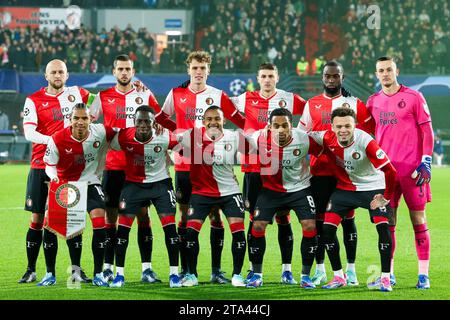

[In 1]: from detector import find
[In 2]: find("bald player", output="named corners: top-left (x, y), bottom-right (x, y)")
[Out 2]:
top-left (19, 60), bottom-right (95, 285)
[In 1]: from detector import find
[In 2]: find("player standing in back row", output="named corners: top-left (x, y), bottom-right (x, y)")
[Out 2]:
top-left (156, 51), bottom-right (246, 283)
top-left (366, 56), bottom-right (434, 289)
top-left (90, 54), bottom-right (166, 284)
top-left (231, 63), bottom-right (306, 284)
top-left (19, 59), bottom-right (93, 285)
top-left (298, 60), bottom-right (375, 287)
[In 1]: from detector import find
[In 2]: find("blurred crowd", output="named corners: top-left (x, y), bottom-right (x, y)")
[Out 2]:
top-left (340, 0), bottom-right (449, 87)
top-left (0, 0), bottom-right (448, 85)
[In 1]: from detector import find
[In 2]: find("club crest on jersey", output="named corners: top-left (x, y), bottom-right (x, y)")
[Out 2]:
top-left (278, 100), bottom-right (287, 108)
top-left (376, 149), bottom-right (386, 159)
top-left (154, 146), bottom-right (162, 153)
top-left (55, 183), bottom-right (81, 209)
top-left (224, 143), bottom-right (232, 151)
top-left (293, 149), bottom-right (301, 156)
top-left (341, 102), bottom-right (350, 108)
top-left (68, 95), bottom-right (76, 102)
top-left (135, 97), bottom-right (143, 105)
top-left (119, 201), bottom-right (126, 210)
top-left (352, 151), bottom-right (361, 160)
top-left (93, 141), bottom-right (101, 148)
top-left (205, 97), bottom-right (214, 105)
top-left (398, 100), bottom-right (406, 109)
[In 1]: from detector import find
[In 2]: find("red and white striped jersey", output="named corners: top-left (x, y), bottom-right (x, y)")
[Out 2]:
top-left (44, 124), bottom-right (115, 185)
top-left (231, 89), bottom-right (306, 173)
top-left (23, 86), bottom-right (90, 169)
top-left (110, 128), bottom-right (176, 184)
top-left (157, 85), bottom-right (245, 172)
top-left (247, 128), bottom-right (322, 193)
top-left (179, 127), bottom-right (242, 197)
top-left (90, 86), bottom-right (161, 171)
top-left (309, 129), bottom-right (390, 191)
top-left (298, 93), bottom-right (375, 176)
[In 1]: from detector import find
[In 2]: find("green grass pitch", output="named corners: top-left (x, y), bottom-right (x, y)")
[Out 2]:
top-left (0, 164), bottom-right (449, 300)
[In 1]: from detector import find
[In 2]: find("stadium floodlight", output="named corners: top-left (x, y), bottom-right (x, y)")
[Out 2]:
top-left (165, 30), bottom-right (182, 36)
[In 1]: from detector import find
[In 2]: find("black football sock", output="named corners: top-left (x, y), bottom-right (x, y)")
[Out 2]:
top-left (342, 218), bottom-right (357, 263)
top-left (248, 229), bottom-right (266, 274)
top-left (231, 231), bottom-right (246, 275)
top-left (210, 225), bottom-right (224, 274)
top-left (104, 224), bottom-right (117, 266)
top-left (137, 222), bottom-right (153, 264)
top-left (178, 224), bottom-right (188, 273)
top-left (43, 229), bottom-right (58, 275)
top-left (163, 224), bottom-right (180, 267)
top-left (26, 226), bottom-right (43, 271)
top-left (315, 220), bottom-right (326, 265)
top-left (277, 223), bottom-right (294, 264)
top-left (321, 224), bottom-right (342, 271)
top-left (66, 234), bottom-right (82, 268)
top-left (115, 225), bottom-right (131, 268)
top-left (376, 223), bottom-right (392, 273)
top-left (301, 233), bottom-right (318, 275)
top-left (185, 228), bottom-right (200, 276)
top-left (92, 228), bottom-right (106, 275)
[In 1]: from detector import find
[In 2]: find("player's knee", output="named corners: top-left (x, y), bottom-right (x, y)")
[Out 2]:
top-left (252, 221), bottom-right (267, 232)
top-left (301, 219), bottom-right (316, 232)
top-left (409, 210), bottom-right (426, 225)
top-left (275, 213), bottom-right (291, 225)
top-left (105, 208), bottom-right (118, 223)
top-left (30, 213), bottom-right (44, 224)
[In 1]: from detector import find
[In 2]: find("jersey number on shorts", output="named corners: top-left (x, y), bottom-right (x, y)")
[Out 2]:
top-left (307, 195), bottom-right (316, 209)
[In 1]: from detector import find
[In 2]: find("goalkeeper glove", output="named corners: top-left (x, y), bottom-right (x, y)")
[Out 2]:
top-left (411, 155), bottom-right (432, 186)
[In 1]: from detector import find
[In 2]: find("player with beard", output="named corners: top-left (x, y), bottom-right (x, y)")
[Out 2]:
top-left (19, 59), bottom-right (94, 285)
top-left (297, 60), bottom-right (375, 287)
top-left (90, 54), bottom-right (169, 284)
